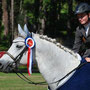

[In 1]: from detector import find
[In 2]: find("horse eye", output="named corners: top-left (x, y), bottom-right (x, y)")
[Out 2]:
top-left (16, 45), bottom-right (23, 48)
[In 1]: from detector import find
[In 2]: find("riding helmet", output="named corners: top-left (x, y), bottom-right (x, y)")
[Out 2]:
top-left (75, 3), bottom-right (90, 14)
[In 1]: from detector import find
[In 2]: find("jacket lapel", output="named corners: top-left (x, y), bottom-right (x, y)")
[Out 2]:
top-left (81, 28), bottom-right (86, 37)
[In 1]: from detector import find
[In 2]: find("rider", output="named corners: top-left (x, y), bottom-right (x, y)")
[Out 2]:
top-left (72, 3), bottom-right (90, 62)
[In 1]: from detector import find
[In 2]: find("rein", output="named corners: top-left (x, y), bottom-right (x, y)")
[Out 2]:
top-left (6, 47), bottom-right (47, 85)
top-left (6, 47), bottom-right (88, 86)
top-left (5, 35), bottom-right (88, 86)
top-left (5, 35), bottom-right (47, 85)
top-left (50, 61), bottom-right (88, 85)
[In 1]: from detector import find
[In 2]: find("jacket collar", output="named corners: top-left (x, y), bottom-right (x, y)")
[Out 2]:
top-left (79, 22), bottom-right (90, 37)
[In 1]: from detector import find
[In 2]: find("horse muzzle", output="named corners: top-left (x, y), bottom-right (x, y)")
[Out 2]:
top-left (0, 60), bottom-right (16, 73)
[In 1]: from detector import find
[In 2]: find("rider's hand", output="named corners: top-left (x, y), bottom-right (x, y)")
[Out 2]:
top-left (85, 57), bottom-right (90, 62)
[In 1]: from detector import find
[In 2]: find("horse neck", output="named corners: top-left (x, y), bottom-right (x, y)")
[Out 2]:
top-left (35, 34), bottom-right (80, 89)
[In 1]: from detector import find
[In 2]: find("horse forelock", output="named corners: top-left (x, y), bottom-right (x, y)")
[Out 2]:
top-left (39, 34), bottom-right (77, 58)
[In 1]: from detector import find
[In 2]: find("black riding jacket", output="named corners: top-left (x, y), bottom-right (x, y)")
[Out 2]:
top-left (73, 23), bottom-right (90, 58)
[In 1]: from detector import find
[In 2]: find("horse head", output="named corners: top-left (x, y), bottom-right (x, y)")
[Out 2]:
top-left (0, 24), bottom-right (81, 90)
top-left (0, 24), bottom-right (35, 72)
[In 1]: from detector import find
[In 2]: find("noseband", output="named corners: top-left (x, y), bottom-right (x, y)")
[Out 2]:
top-left (6, 46), bottom-right (27, 64)
top-left (6, 35), bottom-right (28, 66)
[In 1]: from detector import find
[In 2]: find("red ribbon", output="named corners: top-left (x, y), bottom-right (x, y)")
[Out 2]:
top-left (27, 40), bottom-right (33, 75)
top-left (27, 48), bottom-right (31, 75)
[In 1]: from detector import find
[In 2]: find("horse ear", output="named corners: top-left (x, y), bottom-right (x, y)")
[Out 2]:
top-left (18, 24), bottom-right (27, 37)
top-left (24, 24), bottom-right (30, 36)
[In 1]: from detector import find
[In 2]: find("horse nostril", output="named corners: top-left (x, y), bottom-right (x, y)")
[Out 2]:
top-left (0, 63), bottom-right (2, 66)
top-left (0, 63), bottom-right (3, 69)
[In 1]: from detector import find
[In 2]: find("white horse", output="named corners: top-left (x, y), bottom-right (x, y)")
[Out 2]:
top-left (0, 24), bottom-right (90, 90)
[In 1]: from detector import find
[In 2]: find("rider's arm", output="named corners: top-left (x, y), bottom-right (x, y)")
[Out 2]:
top-left (73, 28), bottom-right (82, 54)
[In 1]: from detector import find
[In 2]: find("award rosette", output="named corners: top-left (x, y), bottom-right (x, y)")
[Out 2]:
top-left (25, 36), bottom-right (35, 75)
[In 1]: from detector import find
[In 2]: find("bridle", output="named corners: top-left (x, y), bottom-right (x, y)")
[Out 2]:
top-left (5, 36), bottom-right (46, 85)
top-left (5, 35), bottom-right (88, 86)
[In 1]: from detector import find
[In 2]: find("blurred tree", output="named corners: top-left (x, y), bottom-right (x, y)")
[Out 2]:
top-left (2, 0), bottom-right (9, 36)
top-left (0, 0), bottom-right (2, 40)
top-left (0, 1), bottom-right (2, 28)
top-left (2, 0), bottom-right (89, 47)
top-left (67, 0), bottom-right (73, 36)
top-left (11, 0), bottom-right (14, 40)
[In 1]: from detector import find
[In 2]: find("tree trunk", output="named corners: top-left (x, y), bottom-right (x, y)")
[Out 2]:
top-left (67, 0), bottom-right (73, 36)
top-left (0, 1), bottom-right (2, 40)
top-left (39, 18), bottom-right (45, 35)
top-left (38, 0), bottom-right (45, 35)
top-left (2, 0), bottom-right (9, 36)
top-left (10, 0), bottom-right (14, 40)
top-left (66, 0), bottom-right (74, 48)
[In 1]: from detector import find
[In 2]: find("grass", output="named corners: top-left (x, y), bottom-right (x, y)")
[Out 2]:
top-left (0, 72), bottom-right (48, 90)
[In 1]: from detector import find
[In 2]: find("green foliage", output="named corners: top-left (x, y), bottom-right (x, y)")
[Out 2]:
top-left (24, 0), bottom-right (35, 4)
top-left (27, 13), bottom-right (36, 24)
top-left (0, 25), bottom-right (11, 51)
top-left (43, 0), bottom-right (51, 4)
top-left (0, 25), bottom-right (4, 39)
top-left (61, 3), bottom-right (68, 13)
top-left (0, 0), bottom-right (78, 50)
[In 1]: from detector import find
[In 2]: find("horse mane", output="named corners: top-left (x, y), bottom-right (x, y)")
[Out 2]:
top-left (39, 34), bottom-right (77, 58)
